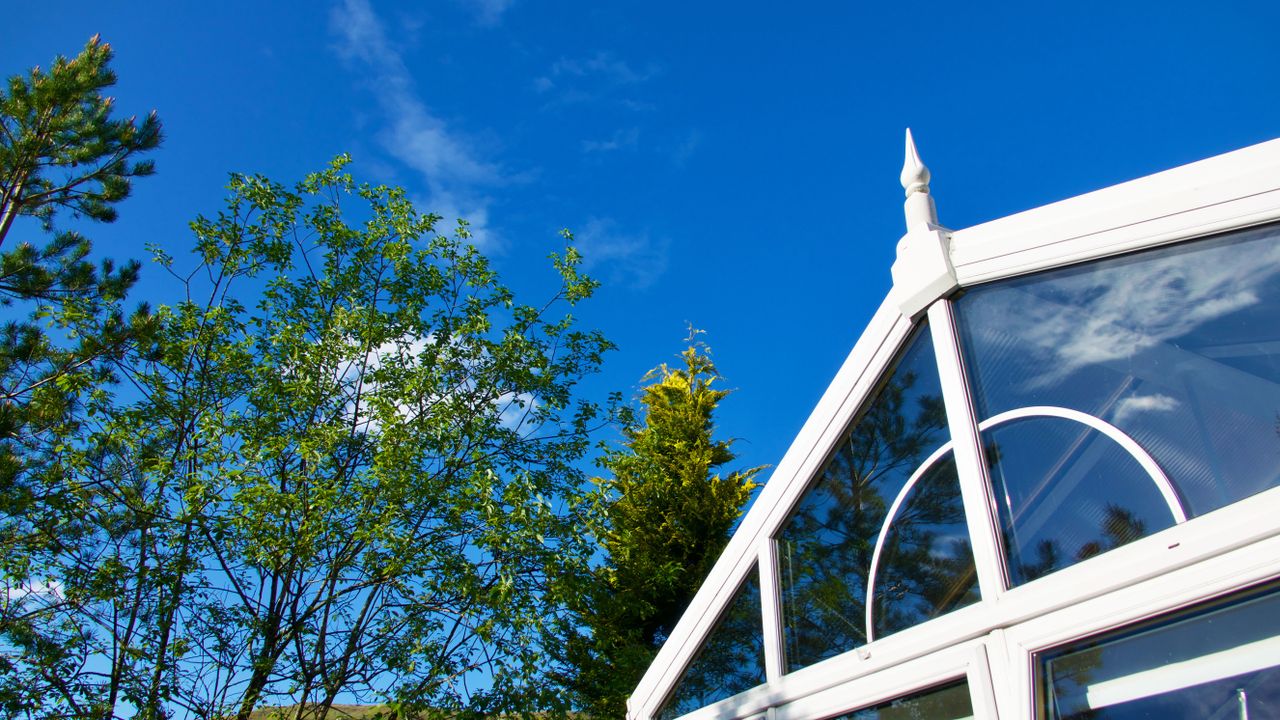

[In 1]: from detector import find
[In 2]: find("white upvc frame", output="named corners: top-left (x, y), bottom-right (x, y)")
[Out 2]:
top-left (928, 300), bottom-right (1006, 599)
top-left (1000, 498), bottom-right (1280, 718)
top-left (774, 641), bottom-right (999, 720)
top-left (628, 137), bottom-right (1280, 720)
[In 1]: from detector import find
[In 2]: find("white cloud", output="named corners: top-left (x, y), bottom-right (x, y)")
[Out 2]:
top-left (1111, 393), bottom-right (1179, 426)
top-left (6, 578), bottom-right (63, 601)
top-left (418, 190), bottom-right (495, 249)
top-left (576, 217), bottom-right (669, 290)
top-left (495, 390), bottom-right (539, 432)
top-left (331, 0), bottom-right (502, 250)
top-left (989, 240), bottom-right (1280, 388)
top-left (339, 334), bottom-right (538, 434)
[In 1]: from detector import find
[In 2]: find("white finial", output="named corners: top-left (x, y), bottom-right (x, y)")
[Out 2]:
top-left (890, 128), bottom-right (954, 318)
top-left (900, 128), bottom-right (938, 228)
top-left (900, 128), bottom-right (930, 197)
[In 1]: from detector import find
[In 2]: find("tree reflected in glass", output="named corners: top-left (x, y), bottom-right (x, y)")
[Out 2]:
top-left (983, 414), bottom-right (1180, 585)
top-left (834, 680), bottom-right (973, 720)
top-left (657, 566), bottom-right (766, 719)
top-left (776, 324), bottom-right (971, 671)
top-left (872, 455), bottom-right (979, 639)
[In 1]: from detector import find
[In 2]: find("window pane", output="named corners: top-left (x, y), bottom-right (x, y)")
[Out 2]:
top-left (777, 324), bottom-right (950, 671)
top-left (1041, 587), bottom-right (1280, 719)
top-left (955, 225), bottom-right (1280, 581)
top-left (834, 680), bottom-right (974, 720)
top-left (872, 453), bottom-right (980, 639)
top-left (985, 417), bottom-right (1179, 585)
top-left (657, 566), bottom-right (766, 720)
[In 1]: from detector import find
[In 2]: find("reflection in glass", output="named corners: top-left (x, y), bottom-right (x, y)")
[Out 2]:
top-left (956, 224), bottom-right (1280, 581)
top-left (984, 417), bottom-right (1179, 585)
top-left (657, 566), bottom-right (766, 720)
top-left (872, 454), bottom-right (979, 639)
top-left (1041, 587), bottom-right (1280, 719)
top-left (834, 680), bottom-right (974, 720)
top-left (776, 324), bottom-right (951, 671)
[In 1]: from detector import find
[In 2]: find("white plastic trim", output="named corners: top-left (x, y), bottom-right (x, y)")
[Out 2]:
top-left (772, 639), bottom-right (998, 720)
top-left (928, 300), bottom-right (1007, 601)
top-left (977, 405), bottom-right (1189, 524)
top-left (864, 441), bottom-right (956, 643)
top-left (890, 224), bottom-right (957, 319)
top-left (759, 537), bottom-right (785, 682)
top-left (1002, 525), bottom-right (1280, 718)
top-left (864, 404), bottom-right (1190, 643)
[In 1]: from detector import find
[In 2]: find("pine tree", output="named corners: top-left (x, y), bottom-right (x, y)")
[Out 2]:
top-left (0, 36), bottom-right (160, 719)
top-left (565, 334), bottom-right (763, 718)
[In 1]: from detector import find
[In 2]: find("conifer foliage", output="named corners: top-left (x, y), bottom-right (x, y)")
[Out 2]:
top-left (565, 336), bottom-right (762, 718)
top-left (0, 38), bottom-right (161, 720)
top-left (0, 35), bottom-right (161, 487)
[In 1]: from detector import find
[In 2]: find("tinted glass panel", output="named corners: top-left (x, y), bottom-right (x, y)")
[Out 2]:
top-left (985, 417), bottom-right (1179, 585)
top-left (1041, 587), bottom-right (1280, 719)
top-left (833, 680), bottom-right (973, 720)
top-left (777, 324), bottom-right (950, 671)
top-left (657, 566), bottom-right (766, 720)
top-left (956, 225), bottom-right (1280, 582)
top-left (872, 453), bottom-right (979, 639)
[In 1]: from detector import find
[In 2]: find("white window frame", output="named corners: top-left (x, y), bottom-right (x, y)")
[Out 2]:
top-left (629, 137), bottom-right (1280, 720)
top-left (775, 641), bottom-right (999, 720)
top-left (999, 497), bottom-right (1280, 718)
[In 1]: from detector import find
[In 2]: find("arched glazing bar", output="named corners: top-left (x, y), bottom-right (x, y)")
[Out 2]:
top-left (865, 405), bottom-right (1189, 642)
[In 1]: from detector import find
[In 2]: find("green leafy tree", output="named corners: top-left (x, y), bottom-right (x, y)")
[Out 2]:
top-left (4, 157), bottom-right (612, 720)
top-left (0, 36), bottom-right (160, 720)
top-left (563, 336), bottom-right (762, 718)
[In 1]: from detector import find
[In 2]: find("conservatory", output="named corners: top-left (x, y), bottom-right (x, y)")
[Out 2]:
top-left (627, 134), bottom-right (1280, 720)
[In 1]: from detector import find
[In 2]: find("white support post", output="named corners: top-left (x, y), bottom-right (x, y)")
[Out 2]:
top-left (759, 540), bottom-right (787, 683)
top-left (928, 300), bottom-right (1008, 603)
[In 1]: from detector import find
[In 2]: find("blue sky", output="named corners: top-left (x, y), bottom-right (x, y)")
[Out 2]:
top-left (5, 0), bottom-right (1280, 492)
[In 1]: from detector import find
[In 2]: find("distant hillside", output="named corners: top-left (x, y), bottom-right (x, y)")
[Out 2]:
top-left (247, 706), bottom-right (581, 720)
top-left (248, 706), bottom-right (386, 720)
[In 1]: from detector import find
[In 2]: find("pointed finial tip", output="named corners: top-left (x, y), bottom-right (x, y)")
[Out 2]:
top-left (900, 128), bottom-right (931, 198)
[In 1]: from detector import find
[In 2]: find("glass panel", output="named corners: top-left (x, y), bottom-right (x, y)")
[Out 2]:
top-left (1041, 587), bottom-right (1280, 719)
top-left (985, 417), bottom-right (1180, 585)
top-left (955, 224), bottom-right (1280, 582)
top-left (777, 324), bottom-right (950, 671)
top-left (873, 453), bottom-right (980, 639)
top-left (657, 566), bottom-right (766, 720)
top-left (833, 680), bottom-right (974, 720)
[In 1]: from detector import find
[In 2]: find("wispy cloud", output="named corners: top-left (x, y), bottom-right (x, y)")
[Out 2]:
top-left (459, 0), bottom-right (515, 26)
top-left (1006, 244), bottom-right (1280, 388)
top-left (575, 217), bottom-right (669, 290)
top-left (582, 127), bottom-right (639, 154)
top-left (671, 129), bottom-right (702, 167)
top-left (533, 52), bottom-right (658, 104)
top-left (331, 0), bottom-right (502, 249)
